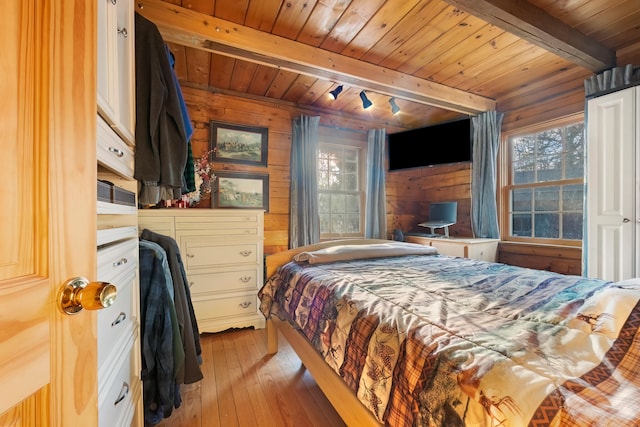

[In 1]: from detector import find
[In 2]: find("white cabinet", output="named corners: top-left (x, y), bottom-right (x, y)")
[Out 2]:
top-left (138, 209), bottom-right (266, 333)
top-left (404, 236), bottom-right (499, 262)
top-left (98, 0), bottom-right (136, 146)
top-left (585, 86), bottom-right (639, 281)
top-left (96, 0), bottom-right (141, 425)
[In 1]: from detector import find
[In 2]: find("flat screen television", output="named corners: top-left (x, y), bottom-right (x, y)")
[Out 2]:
top-left (388, 118), bottom-right (472, 171)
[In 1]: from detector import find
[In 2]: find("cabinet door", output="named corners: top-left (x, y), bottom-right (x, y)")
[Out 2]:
top-left (97, 0), bottom-right (135, 146)
top-left (586, 88), bottom-right (636, 281)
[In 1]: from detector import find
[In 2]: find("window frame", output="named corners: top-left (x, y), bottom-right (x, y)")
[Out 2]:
top-left (498, 114), bottom-right (584, 247)
top-left (317, 127), bottom-right (367, 240)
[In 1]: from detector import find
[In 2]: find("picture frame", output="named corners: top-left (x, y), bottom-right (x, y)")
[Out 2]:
top-left (209, 120), bottom-right (268, 167)
top-left (213, 171), bottom-right (269, 212)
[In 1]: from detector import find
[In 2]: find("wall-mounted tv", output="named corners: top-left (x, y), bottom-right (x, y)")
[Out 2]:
top-left (388, 118), bottom-right (472, 171)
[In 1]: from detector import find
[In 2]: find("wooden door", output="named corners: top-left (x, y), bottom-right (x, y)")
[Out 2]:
top-left (586, 87), bottom-right (636, 281)
top-left (0, 1), bottom-right (98, 426)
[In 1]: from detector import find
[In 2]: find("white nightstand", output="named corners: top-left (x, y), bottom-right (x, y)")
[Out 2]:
top-left (404, 235), bottom-right (499, 262)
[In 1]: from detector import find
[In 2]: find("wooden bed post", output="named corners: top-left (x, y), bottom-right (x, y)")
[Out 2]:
top-left (266, 318), bottom-right (278, 354)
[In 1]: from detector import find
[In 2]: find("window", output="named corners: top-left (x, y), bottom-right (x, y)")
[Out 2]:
top-left (501, 117), bottom-right (584, 245)
top-left (317, 127), bottom-right (366, 239)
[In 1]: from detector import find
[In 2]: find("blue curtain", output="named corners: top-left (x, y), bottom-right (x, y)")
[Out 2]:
top-left (289, 115), bottom-right (321, 248)
top-left (471, 111), bottom-right (503, 239)
top-left (365, 129), bottom-right (387, 239)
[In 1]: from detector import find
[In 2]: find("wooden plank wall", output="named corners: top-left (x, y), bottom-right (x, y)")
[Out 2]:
top-left (182, 85), bottom-right (583, 274)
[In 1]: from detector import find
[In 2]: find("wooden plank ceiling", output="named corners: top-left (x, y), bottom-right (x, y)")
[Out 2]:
top-left (138, 0), bottom-right (640, 130)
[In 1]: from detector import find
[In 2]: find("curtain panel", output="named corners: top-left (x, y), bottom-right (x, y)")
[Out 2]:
top-left (471, 110), bottom-right (503, 239)
top-left (365, 128), bottom-right (387, 239)
top-left (289, 115), bottom-right (321, 248)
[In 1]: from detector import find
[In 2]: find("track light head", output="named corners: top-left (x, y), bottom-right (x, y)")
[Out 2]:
top-left (329, 85), bottom-right (343, 100)
top-left (359, 91), bottom-right (373, 109)
top-left (389, 97), bottom-right (400, 114)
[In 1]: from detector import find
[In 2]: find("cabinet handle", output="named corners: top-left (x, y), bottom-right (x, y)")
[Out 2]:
top-left (240, 250), bottom-right (252, 257)
top-left (111, 0), bottom-right (116, 5)
top-left (112, 257), bottom-right (128, 268)
top-left (108, 146), bottom-right (125, 157)
top-left (186, 253), bottom-right (195, 258)
top-left (111, 311), bottom-right (127, 327)
top-left (623, 218), bottom-right (630, 223)
top-left (117, 27), bottom-right (128, 38)
top-left (114, 382), bottom-right (129, 406)
top-left (239, 301), bottom-right (252, 309)
top-left (239, 276), bottom-right (252, 283)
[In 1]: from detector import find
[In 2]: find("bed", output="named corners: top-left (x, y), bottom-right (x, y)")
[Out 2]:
top-left (259, 239), bottom-right (640, 427)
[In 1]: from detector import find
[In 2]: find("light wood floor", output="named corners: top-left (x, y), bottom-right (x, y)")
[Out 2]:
top-left (157, 328), bottom-right (346, 427)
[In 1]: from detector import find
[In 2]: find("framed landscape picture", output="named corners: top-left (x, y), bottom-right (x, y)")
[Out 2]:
top-left (209, 120), bottom-right (268, 167)
top-left (213, 171), bottom-right (269, 212)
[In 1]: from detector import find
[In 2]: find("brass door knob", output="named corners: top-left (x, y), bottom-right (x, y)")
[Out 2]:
top-left (58, 277), bottom-right (117, 315)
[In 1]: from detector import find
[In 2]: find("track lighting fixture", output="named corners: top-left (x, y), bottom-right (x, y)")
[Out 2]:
top-left (329, 85), bottom-right (343, 100)
top-left (389, 97), bottom-right (400, 114)
top-left (359, 91), bottom-right (373, 109)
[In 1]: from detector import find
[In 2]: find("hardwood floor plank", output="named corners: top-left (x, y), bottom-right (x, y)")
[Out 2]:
top-left (157, 328), bottom-right (345, 427)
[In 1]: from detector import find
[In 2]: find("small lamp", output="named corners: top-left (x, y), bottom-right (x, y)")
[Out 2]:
top-left (329, 85), bottom-right (343, 100)
top-left (359, 91), bottom-right (373, 109)
top-left (389, 97), bottom-right (400, 114)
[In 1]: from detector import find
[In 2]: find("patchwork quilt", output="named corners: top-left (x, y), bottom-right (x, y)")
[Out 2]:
top-left (259, 253), bottom-right (640, 427)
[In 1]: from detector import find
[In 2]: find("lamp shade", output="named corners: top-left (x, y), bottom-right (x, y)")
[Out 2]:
top-left (329, 85), bottom-right (343, 100)
top-left (359, 91), bottom-right (373, 109)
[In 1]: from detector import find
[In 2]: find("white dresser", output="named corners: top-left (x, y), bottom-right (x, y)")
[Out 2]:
top-left (96, 0), bottom-right (142, 425)
top-left (404, 235), bottom-right (499, 262)
top-left (138, 209), bottom-right (266, 333)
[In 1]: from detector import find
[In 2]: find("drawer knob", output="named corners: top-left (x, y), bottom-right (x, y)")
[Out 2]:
top-left (57, 277), bottom-right (117, 315)
top-left (108, 146), bottom-right (125, 158)
top-left (239, 301), bottom-right (252, 309)
top-left (239, 276), bottom-right (252, 283)
top-left (240, 250), bottom-right (252, 257)
top-left (117, 27), bottom-right (128, 38)
top-left (112, 257), bottom-right (128, 268)
top-left (111, 311), bottom-right (127, 327)
top-left (114, 382), bottom-right (129, 406)
top-left (186, 253), bottom-right (195, 258)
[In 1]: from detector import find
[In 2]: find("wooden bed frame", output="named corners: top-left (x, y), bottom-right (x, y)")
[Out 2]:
top-left (264, 239), bottom-right (389, 426)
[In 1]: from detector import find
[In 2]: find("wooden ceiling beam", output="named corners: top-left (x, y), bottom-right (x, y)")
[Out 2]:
top-left (136, 0), bottom-right (496, 114)
top-left (443, 0), bottom-right (616, 72)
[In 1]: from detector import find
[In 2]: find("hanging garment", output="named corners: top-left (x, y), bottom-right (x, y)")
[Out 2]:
top-left (140, 228), bottom-right (203, 384)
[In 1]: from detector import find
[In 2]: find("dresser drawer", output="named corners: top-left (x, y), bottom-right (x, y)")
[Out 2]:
top-left (175, 214), bottom-right (261, 236)
top-left (99, 339), bottom-right (138, 427)
top-left (192, 293), bottom-right (258, 320)
top-left (98, 238), bottom-right (138, 284)
top-left (181, 238), bottom-right (260, 268)
top-left (98, 268), bottom-right (135, 369)
top-left (188, 266), bottom-right (259, 295)
top-left (97, 114), bottom-right (134, 179)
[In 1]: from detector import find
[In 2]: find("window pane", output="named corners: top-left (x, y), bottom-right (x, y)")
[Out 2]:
top-left (512, 214), bottom-right (532, 237)
top-left (318, 171), bottom-right (330, 189)
top-left (329, 172), bottom-right (343, 190)
top-left (512, 189), bottom-right (532, 212)
top-left (346, 195), bottom-right (360, 213)
top-left (562, 213), bottom-right (583, 240)
top-left (320, 214), bottom-right (330, 234)
top-left (534, 213), bottom-right (559, 238)
top-left (534, 186), bottom-right (559, 211)
top-left (331, 215), bottom-right (344, 234)
top-left (319, 193), bottom-right (330, 213)
top-left (538, 154), bottom-right (562, 181)
top-left (513, 160), bottom-right (535, 184)
top-left (345, 173), bottom-right (358, 191)
top-left (562, 184), bottom-right (583, 211)
top-left (345, 214), bottom-right (360, 233)
top-left (330, 194), bottom-right (345, 213)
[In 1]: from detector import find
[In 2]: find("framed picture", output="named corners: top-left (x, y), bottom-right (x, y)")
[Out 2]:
top-left (213, 171), bottom-right (269, 212)
top-left (209, 120), bottom-right (268, 167)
